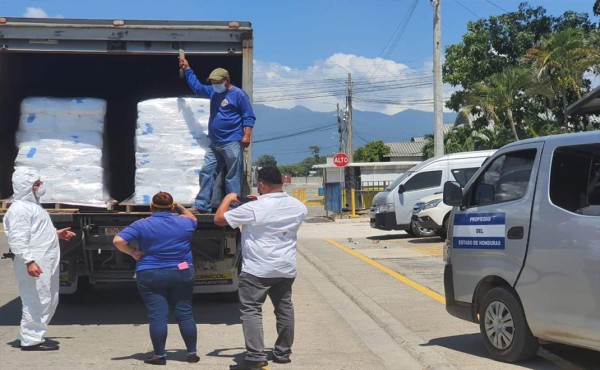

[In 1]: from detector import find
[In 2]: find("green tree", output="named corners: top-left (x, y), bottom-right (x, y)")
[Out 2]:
top-left (423, 124), bottom-right (513, 159)
top-left (353, 141), bottom-right (391, 162)
top-left (443, 4), bottom-right (554, 111)
top-left (458, 66), bottom-right (552, 140)
top-left (443, 4), bottom-right (593, 112)
top-left (279, 164), bottom-right (302, 177)
top-left (254, 154), bottom-right (277, 168)
top-left (278, 147), bottom-right (326, 177)
top-left (525, 28), bottom-right (600, 125)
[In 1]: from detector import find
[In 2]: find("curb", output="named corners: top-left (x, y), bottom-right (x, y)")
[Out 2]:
top-left (299, 245), bottom-right (457, 370)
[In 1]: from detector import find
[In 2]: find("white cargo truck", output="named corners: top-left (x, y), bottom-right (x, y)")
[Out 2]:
top-left (0, 17), bottom-right (254, 298)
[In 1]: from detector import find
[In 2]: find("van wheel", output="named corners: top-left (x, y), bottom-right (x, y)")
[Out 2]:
top-left (410, 221), bottom-right (436, 237)
top-left (438, 216), bottom-right (449, 240)
top-left (479, 287), bottom-right (538, 362)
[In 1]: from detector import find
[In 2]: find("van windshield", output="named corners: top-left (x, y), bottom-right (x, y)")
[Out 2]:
top-left (386, 171), bottom-right (414, 191)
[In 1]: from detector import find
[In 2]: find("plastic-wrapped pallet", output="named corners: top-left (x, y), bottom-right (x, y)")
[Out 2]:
top-left (15, 97), bottom-right (107, 206)
top-left (130, 97), bottom-right (211, 205)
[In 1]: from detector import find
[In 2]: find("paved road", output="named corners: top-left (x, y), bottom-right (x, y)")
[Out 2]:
top-left (0, 212), bottom-right (598, 369)
top-left (298, 217), bottom-right (599, 370)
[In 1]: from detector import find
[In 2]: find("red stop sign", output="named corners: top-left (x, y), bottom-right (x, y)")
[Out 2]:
top-left (333, 152), bottom-right (350, 167)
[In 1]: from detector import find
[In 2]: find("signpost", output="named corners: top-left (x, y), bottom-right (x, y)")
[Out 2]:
top-left (333, 152), bottom-right (349, 167)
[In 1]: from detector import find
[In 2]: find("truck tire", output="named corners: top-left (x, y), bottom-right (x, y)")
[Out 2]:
top-left (410, 221), bottom-right (436, 237)
top-left (219, 291), bottom-right (240, 302)
top-left (479, 287), bottom-right (538, 362)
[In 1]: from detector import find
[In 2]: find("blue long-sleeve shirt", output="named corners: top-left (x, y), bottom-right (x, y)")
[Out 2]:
top-left (185, 68), bottom-right (256, 143)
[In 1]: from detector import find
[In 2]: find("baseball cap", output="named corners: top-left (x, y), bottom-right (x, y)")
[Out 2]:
top-left (207, 68), bottom-right (230, 82)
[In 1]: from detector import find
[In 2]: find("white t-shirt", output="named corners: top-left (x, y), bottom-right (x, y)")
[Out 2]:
top-left (224, 192), bottom-right (308, 278)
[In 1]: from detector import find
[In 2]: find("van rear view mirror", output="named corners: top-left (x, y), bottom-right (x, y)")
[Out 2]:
top-left (443, 181), bottom-right (463, 206)
top-left (398, 184), bottom-right (406, 194)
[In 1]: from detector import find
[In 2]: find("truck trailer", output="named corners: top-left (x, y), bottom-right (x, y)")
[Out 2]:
top-left (0, 17), bottom-right (254, 297)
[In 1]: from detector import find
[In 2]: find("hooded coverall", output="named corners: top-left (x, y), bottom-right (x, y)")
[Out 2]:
top-left (3, 167), bottom-right (60, 347)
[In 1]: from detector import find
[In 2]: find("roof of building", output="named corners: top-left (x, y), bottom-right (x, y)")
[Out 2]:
top-left (566, 86), bottom-right (600, 115)
top-left (384, 141), bottom-right (425, 158)
top-left (384, 123), bottom-right (455, 158)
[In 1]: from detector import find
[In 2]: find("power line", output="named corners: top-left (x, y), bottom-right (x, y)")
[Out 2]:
top-left (453, 0), bottom-right (479, 18)
top-left (485, 0), bottom-right (509, 13)
top-left (367, 0), bottom-right (420, 79)
top-left (253, 123), bottom-right (337, 144)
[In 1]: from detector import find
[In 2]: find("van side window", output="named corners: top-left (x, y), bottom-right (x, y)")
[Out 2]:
top-left (403, 170), bottom-right (442, 192)
top-left (550, 144), bottom-right (600, 216)
top-left (451, 167), bottom-right (480, 187)
top-left (469, 150), bottom-right (536, 207)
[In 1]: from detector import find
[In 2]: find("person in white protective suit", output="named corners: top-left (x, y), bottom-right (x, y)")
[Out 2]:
top-left (3, 167), bottom-right (75, 351)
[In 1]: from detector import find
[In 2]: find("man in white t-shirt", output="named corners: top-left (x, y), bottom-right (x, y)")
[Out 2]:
top-left (214, 166), bottom-right (308, 370)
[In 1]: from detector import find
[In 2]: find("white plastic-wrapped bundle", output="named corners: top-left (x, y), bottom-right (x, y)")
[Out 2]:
top-left (21, 97), bottom-right (107, 117)
top-left (130, 97), bottom-right (210, 205)
top-left (14, 97), bottom-right (108, 206)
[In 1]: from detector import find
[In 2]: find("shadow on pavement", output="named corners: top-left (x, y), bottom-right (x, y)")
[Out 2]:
top-left (408, 237), bottom-right (444, 244)
top-left (112, 348), bottom-right (205, 363)
top-left (367, 234), bottom-right (411, 241)
top-left (303, 216), bottom-right (335, 224)
top-left (0, 283), bottom-right (241, 326)
top-left (421, 333), bottom-right (559, 370)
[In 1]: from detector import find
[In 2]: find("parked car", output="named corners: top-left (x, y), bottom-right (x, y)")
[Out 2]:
top-left (412, 193), bottom-right (451, 239)
top-left (370, 150), bottom-right (495, 237)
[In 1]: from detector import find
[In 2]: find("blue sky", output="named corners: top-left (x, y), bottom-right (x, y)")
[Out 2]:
top-left (0, 0), bottom-right (596, 114)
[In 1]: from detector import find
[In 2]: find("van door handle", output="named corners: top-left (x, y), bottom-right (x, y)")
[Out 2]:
top-left (507, 226), bottom-right (524, 240)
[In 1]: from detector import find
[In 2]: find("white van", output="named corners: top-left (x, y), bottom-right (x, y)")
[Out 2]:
top-left (370, 150), bottom-right (495, 236)
top-left (443, 131), bottom-right (600, 362)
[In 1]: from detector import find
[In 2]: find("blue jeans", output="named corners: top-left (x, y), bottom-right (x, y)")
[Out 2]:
top-left (136, 266), bottom-right (197, 357)
top-left (195, 141), bottom-right (243, 211)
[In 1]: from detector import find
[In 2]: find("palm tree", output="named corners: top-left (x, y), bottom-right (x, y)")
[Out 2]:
top-left (525, 29), bottom-right (600, 123)
top-left (458, 66), bottom-right (547, 141)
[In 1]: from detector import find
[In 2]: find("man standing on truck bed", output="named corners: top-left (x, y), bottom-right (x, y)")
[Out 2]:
top-left (3, 167), bottom-right (76, 351)
top-left (214, 166), bottom-right (308, 370)
top-left (179, 57), bottom-right (256, 213)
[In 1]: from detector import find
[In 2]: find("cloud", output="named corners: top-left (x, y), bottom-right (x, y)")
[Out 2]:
top-left (23, 7), bottom-right (63, 18)
top-left (254, 53), bottom-right (457, 115)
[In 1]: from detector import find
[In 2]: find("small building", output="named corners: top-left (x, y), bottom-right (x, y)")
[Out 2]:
top-left (383, 123), bottom-right (454, 162)
top-left (384, 138), bottom-right (426, 162)
top-left (313, 159), bottom-right (420, 214)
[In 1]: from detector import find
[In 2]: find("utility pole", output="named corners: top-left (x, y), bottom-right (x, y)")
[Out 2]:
top-left (336, 103), bottom-right (344, 152)
top-left (346, 72), bottom-right (354, 161)
top-left (432, 0), bottom-right (444, 157)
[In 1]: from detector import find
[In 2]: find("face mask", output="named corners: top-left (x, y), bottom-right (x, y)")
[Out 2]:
top-left (34, 185), bottom-right (46, 198)
top-left (212, 82), bottom-right (227, 93)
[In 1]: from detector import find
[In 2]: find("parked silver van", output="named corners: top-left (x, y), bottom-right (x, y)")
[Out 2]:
top-left (370, 150), bottom-right (495, 236)
top-left (443, 131), bottom-right (600, 362)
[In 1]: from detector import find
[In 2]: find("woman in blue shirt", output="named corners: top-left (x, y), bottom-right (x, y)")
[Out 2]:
top-left (113, 191), bottom-right (199, 365)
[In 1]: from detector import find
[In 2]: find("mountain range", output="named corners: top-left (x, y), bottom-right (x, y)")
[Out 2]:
top-left (251, 104), bottom-right (458, 164)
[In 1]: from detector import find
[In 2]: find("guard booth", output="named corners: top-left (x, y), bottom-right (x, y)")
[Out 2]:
top-left (314, 159), bottom-right (419, 216)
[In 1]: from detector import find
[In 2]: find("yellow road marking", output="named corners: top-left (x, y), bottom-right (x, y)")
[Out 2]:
top-left (324, 238), bottom-right (446, 304)
top-left (410, 245), bottom-right (443, 257)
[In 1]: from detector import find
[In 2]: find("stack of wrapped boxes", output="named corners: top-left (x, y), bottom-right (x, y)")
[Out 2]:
top-left (132, 97), bottom-right (211, 204)
top-left (15, 97), bottom-right (107, 206)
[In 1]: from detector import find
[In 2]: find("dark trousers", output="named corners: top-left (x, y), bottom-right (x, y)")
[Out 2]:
top-left (238, 271), bottom-right (295, 363)
top-left (136, 266), bottom-right (197, 357)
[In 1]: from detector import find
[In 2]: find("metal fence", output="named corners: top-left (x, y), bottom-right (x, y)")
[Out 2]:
top-left (325, 181), bottom-right (389, 214)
